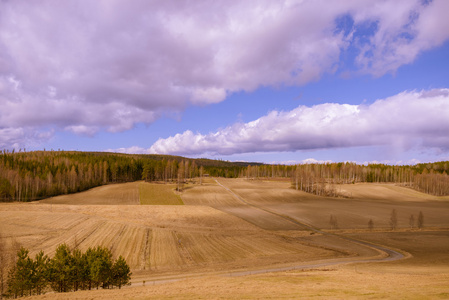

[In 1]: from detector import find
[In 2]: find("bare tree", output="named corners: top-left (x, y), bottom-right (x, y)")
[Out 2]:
top-left (0, 233), bottom-right (5, 300)
top-left (177, 162), bottom-right (184, 192)
top-left (390, 209), bottom-right (398, 230)
top-left (368, 219), bottom-right (374, 231)
top-left (329, 215), bottom-right (338, 230)
top-left (0, 236), bottom-right (20, 300)
top-left (409, 214), bottom-right (415, 229)
top-left (199, 166), bottom-right (204, 185)
top-left (418, 211), bottom-right (424, 229)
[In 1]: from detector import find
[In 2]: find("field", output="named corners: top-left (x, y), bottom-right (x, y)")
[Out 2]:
top-left (139, 182), bottom-right (184, 205)
top-left (40, 182), bottom-right (141, 205)
top-left (1, 177), bottom-right (448, 299)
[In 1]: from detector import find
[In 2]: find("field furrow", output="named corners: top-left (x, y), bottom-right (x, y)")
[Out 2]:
top-left (150, 228), bottom-right (185, 270)
top-left (2, 178), bottom-right (448, 300)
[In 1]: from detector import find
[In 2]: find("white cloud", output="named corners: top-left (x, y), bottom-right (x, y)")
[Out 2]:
top-left (0, 0), bottom-right (448, 148)
top-left (0, 127), bottom-right (54, 150)
top-left (269, 158), bottom-right (334, 165)
top-left (352, 0), bottom-right (449, 75)
top-left (149, 89), bottom-right (449, 156)
top-left (105, 146), bottom-right (150, 155)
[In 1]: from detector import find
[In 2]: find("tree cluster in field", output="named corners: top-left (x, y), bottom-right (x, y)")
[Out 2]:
top-left (5, 244), bottom-right (131, 298)
top-left (329, 210), bottom-right (424, 231)
top-left (389, 209), bottom-right (424, 231)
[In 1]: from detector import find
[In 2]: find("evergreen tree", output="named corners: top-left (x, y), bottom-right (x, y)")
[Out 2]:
top-left (72, 248), bottom-right (88, 291)
top-left (33, 251), bottom-right (49, 295)
top-left (48, 244), bottom-right (75, 292)
top-left (86, 246), bottom-right (113, 289)
top-left (6, 247), bottom-right (33, 297)
top-left (1, 242), bottom-right (132, 296)
top-left (111, 256), bottom-right (132, 289)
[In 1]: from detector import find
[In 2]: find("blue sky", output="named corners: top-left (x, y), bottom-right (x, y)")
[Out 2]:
top-left (1, 0), bottom-right (449, 164)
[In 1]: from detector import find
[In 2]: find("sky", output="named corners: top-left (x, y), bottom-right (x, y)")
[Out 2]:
top-left (1, 0), bottom-right (449, 165)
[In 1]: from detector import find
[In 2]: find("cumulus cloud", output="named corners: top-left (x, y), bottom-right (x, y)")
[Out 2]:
top-left (149, 89), bottom-right (449, 156)
top-left (0, 0), bottom-right (448, 148)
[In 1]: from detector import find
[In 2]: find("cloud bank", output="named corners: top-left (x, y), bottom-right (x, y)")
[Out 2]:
top-left (1, 0), bottom-right (449, 149)
top-left (149, 89), bottom-right (449, 156)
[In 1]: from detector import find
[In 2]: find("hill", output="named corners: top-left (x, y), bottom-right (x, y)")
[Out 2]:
top-left (1, 177), bottom-right (448, 298)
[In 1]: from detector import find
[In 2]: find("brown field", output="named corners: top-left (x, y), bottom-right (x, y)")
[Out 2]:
top-left (139, 182), bottom-right (184, 205)
top-left (40, 182), bottom-right (141, 205)
top-left (1, 177), bottom-right (449, 299)
top-left (210, 178), bottom-right (449, 229)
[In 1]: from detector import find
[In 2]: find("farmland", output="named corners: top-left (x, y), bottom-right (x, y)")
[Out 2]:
top-left (139, 183), bottom-right (184, 205)
top-left (1, 177), bottom-right (448, 298)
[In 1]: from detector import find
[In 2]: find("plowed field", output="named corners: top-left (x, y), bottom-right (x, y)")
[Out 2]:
top-left (1, 177), bottom-right (448, 299)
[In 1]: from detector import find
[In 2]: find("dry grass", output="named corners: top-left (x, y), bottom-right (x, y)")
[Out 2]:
top-left (0, 202), bottom-right (335, 272)
top-left (40, 181), bottom-right (184, 206)
top-left (338, 182), bottom-right (449, 201)
top-left (139, 182), bottom-right (183, 205)
top-left (24, 231), bottom-right (449, 299)
top-left (40, 182), bottom-right (140, 205)
top-left (2, 178), bottom-right (449, 299)
top-left (213, 178), bottom-right (449, 230)
top-left (26, 264), bottom-right (449, 300)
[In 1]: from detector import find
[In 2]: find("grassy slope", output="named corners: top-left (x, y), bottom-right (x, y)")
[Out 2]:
top-left (40, 182), bottom-right (141, 205)
top-left (139, 182), bottom-right (184, 205)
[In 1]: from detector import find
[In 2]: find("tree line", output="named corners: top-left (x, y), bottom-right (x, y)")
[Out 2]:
top-left (1, 150), bottom-right (448, 202)
top-left (0, 150), bottom-right (254, 202)
top-left (289, 162), bottom-right (449, 196)
top-left (4, 244), bottom-right (131, 298)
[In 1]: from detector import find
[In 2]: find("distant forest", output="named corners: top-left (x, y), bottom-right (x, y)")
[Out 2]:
top-left (0, 150), bottom-right (448, 202)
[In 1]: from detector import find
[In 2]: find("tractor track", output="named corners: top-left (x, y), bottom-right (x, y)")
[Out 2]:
top-left (213, 178), bottom-right (405, 266)
top-left (129, 179), bottom-right (406, 287)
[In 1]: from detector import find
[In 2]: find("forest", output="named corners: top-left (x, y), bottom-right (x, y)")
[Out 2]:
top-left (0, 150), bottom-right (448, 202)
top-left (0, 150), bottom-right (251, 202)
top-left (289, 161), bottom-right (449, 197)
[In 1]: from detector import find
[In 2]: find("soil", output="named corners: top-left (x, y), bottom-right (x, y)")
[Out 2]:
top-left (1, 177), bottom-right (448, 299)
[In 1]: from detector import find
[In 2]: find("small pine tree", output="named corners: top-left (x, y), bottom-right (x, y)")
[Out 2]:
top-left (7, 247), bottom-right (33, 297)
top-left (112, 256), bottom-right (132, 289)
top-left (33, 251), bottom-right (49, 295)
top-left (72, 248), bottom-right (88, 291)
top-left (86, 246), bottom-right (113, 290)
top-left (48, 243), bottom-right (75, 293)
